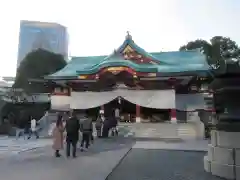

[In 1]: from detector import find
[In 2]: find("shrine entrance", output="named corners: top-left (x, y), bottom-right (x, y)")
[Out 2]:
top-left (76, 97), bottom-right (137, 122)
top-left (81, 97), bottom-right (171, 123)
top-left (62, 89), bottom-right (176, 123)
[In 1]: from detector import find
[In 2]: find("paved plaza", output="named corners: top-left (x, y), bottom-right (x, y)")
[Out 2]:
top-left (0, 138), bottom-right (134, 180)
top-left (0, 123), bottom-right (220, 180)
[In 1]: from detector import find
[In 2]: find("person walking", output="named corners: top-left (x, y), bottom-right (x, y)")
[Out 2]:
top-left (95, 113), bottom-right (104, 137)
top-left (80, 114), bottom-right (93, 151)
top-left (90, 118), bottom-right (94, 144)
top-left (52, 115), bottom-right (64, 157)
top-left (111, 108), bottom-right (119, 136)
top-left (102, 116), bottom-right (111, 138)
top-left (28, 117), bottom-right (39, 139)
top-left (65, 111), bottom-right (80, 158)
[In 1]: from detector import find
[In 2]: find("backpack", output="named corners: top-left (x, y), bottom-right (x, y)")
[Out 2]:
top-left (80, 118), bottom-right (92, 131)
top-left (95, 116), bottom-right (103, 128)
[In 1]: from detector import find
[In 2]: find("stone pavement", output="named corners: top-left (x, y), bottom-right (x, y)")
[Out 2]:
top-left (133, 139), bottom-right (209, 151)
top-left (0, 137), bottom-right (134, 180)
top-left (0, 123), bottom-right (210, 180)
top-left (118, 123), bottom-right (178, 138)
top-left (0, 136), bottom-right (52, 158)
top-left (106, 149), bottom-right (222, 180)
top-left (105, 136), bottom-right (215, 180)
top-left (117, 122), bottom-right (200, 139)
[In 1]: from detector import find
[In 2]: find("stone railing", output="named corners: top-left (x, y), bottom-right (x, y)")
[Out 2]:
top-left (2, 93), bottom-right (50, 103)
top-left (0, 88), bottom-right (50, 103)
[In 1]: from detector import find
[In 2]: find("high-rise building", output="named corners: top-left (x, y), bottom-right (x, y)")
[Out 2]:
top-left (17, 20), bottom-right (68, 67)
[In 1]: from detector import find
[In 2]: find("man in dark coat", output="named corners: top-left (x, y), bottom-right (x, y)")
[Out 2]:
top-left (65, 111), bottom-right (80, 158)
top-left (102, 116), bottom-right (111, 138)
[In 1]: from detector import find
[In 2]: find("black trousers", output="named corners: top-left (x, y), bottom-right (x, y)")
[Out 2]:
top-left (96, 129), bottom-right (101, 137)
top-left (90, 133), bottom-right (94, 142)
top-left (66, 140), bottom-right (77, 157)
top-left (81, 133), bottom-right (90, 149)
top-left (102, 126), bottom-right (109, 138)
top-left (28, 130), bottom-right (39, 139)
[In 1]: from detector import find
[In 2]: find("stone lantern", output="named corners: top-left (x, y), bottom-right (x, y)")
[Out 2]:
top-left (204, 61), bottom-right (240, 179)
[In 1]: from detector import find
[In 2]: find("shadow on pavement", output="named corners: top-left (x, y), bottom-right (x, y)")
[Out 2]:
top-left (78, 137), bottom-right (135, 156)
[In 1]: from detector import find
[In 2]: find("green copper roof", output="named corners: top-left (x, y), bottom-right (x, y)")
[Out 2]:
top-left (76, 56), bottom-right (158, 74)
top-left (45, 34), bottom-right (210, 80)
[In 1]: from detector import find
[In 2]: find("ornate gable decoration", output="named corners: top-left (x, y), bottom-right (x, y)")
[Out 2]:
top-left (120, 32), bottom-right (158, 65)
top-left (121, 45), bottom-right (157, 65)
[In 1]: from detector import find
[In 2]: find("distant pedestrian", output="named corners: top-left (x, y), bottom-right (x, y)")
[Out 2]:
top-left (112, 108), bottom-right (119, 136)
top-left (90, 118), bottom-right (94, 144)
top-left (102, 116), bottom-right (111, 138)
top-left (95, 113), bottom-right (104, 137)
top-left (52, 115), bottom-right (64, 157)
top-left (65, 111), bottom-right (80, 158)
top-left (28, 117), bottom-right (39, 139)
top-left (80, 114), bottom-right (93, 151)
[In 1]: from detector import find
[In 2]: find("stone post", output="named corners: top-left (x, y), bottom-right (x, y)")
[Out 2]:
top-left (204, 63), bottom-right (240, 179)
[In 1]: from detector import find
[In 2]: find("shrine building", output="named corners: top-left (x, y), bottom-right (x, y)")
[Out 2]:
top-left (44, 33), bottom-right (211, 123)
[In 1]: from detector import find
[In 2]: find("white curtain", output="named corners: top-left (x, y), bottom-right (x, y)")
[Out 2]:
top-left (70, 91), bottom-right (118, 109)
top-left (118, 89), bottom-right (176, 109)
top-left (176, 94), bottom-right (205, 111)
top-left (51, 95), bottom-right (70, 111)
top-left (52, 91), bottom-right (206, 111)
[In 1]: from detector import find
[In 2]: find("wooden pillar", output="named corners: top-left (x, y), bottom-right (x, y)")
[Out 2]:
top-left (136, 105), bottom-right (141, 123)
top-left (170, 109), bottom-right (177, 123)
top-left (68, 87), bottom-right (72, 96)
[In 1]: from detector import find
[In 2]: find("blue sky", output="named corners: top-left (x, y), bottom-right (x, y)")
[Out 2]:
top-left (0, 0), bottom-right (239, 76)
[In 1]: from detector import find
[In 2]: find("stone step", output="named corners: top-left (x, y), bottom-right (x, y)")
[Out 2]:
top-left (177, 126), bottom-right (196, 137)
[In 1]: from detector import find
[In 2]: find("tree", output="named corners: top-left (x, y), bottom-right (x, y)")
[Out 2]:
top-left (13, 49), bottom-right (67, 92)
top-left (179, 36), bottom-right (240, 70)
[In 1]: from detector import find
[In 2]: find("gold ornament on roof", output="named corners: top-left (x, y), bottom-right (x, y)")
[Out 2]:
top-left (126, 31), bottom-right (132, 40)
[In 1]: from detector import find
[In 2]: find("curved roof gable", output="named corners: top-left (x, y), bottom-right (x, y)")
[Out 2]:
top-left (109, 32), bottom-right (167, 64)
top-left (45, 33), bottom-right (210, 79)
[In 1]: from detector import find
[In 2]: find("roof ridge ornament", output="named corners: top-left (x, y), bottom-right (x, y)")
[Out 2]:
top-left (126, 31), bottom-right (132, 40)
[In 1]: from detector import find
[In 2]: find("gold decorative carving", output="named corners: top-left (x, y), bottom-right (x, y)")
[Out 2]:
top-left (78, 75), bottom-right (87, 79)
top-left (107, 67), bottom-right (127, 72)
top-left (123, 45), bottom-right (134, 54)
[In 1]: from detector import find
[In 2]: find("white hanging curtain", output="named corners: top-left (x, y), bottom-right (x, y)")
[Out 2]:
top-left (51, 95), bottom-right (70, 111)
top-left (70, 91), bottom-right (118, 109)
top-left (176, 94), bottom-right (205, 111)
top-left (118, 89), bottom-right (176, 109)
